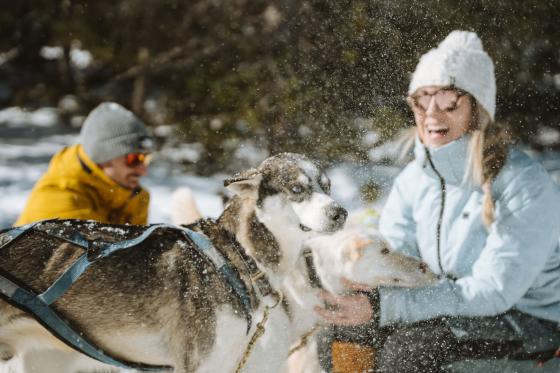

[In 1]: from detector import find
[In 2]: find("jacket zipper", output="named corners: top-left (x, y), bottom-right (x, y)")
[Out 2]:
top-left (423, 147), bottom-right (446, 276)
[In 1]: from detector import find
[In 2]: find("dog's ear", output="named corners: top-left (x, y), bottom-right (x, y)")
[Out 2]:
top-left (224, 169), bottom-right (262, 198)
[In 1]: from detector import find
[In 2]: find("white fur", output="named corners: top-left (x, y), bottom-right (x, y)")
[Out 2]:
top-left (307, 228), bottom-right (437, 294)
top-left (245, 185), bottom-right (345, 373)
top-left (286, 226), bottom-right (438, 373)
top-left (0, 318), bottom-right (71, 355)
top-left (319, 174), bottom-right (329, 189)
top-left (0, 350), bottom-right (123, 373)
top-left (0, 318), bottom-right (163, 373)
top-left (256, 195), bottom-right (308, 269)
top-left (196, 306), bottom-right (251, 373)
top-left (197, 296), bottom-right (296, 373)
top-left (0, 319), bottom-right (106, 373)
top-left (296, 160), bottom-right (320, 183)
top-left (291, 193), bottom-right (338, 234)
top-left (296, 173), bottom-right (311, 186)
top-left (170, 187), bottom-right (203, 226)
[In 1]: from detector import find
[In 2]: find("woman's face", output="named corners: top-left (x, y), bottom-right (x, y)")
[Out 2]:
top-left (408, 85), bottom-right (473, 148)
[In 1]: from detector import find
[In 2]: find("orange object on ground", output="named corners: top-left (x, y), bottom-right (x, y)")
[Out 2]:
top-left (331, 341), bottom-right (375, 373)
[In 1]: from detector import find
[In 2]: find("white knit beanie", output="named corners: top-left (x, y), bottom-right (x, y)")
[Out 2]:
top-left (408, 30), bottom-right (496, 120)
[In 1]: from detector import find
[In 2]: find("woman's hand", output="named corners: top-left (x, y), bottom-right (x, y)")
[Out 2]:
top-left (314, 278), bottom-right (376, 327)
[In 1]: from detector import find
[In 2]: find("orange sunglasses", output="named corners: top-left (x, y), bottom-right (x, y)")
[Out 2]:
top-left (125, 153), bottom-right (152, 167)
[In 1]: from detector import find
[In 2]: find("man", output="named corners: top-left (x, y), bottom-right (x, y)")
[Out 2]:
top-left (16, 102), bottom-right (155, 226)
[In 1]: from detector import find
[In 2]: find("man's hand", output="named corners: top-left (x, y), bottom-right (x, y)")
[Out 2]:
top-left (314, 278), bottom-right (376, 326)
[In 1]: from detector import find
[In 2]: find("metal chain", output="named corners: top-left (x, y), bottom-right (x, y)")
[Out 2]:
top-left (288, 325), bottom-right (320, 357)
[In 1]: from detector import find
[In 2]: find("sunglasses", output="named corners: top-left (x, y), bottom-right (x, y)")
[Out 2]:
top-left (125, 153), bottom-right (152, 167)
top-left (407, 88), bottom-right (468, 113)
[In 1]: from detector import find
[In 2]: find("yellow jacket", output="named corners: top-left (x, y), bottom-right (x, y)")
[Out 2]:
top-left (15, 145), bottom-right (149, 226)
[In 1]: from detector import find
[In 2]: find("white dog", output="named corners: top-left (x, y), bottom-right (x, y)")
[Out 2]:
top-left (287, 210), bottom-right (437, 373)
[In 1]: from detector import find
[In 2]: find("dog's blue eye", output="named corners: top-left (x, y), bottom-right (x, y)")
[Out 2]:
top-left (292, 185), bottom-right (303, 194)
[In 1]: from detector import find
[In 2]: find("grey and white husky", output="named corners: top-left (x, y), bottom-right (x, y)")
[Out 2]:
top-left (0, 153), bottom-right (347, 373)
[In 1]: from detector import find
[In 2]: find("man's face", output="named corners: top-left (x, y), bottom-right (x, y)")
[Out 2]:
top-left (100, 154), bottom-right (149, 190)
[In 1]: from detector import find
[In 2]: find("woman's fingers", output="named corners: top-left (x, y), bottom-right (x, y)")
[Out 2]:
top-left (314, 305), bottom-right (363, 327)
top-left (314, 292), bottom-right (373, 326)
top-left (341, 277), bottom-right (372, 291)
top-left (317, 290), bottom-right (342, 305)
top-left (314, 305), bottom-right (346, 323)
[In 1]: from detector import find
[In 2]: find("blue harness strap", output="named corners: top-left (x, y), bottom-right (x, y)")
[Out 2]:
top-left (0, 221), bottom-right (41, 250)
top-left (40, 223), bottom-right (254, 326)
top-left (0, 273), bottom-right (171, 371)
top-left (39, 224), bottom-right (174, 305)
top-left (181, 228), bottom-right (253, 330)
top-left (38, 254), bottom-right (90, 305)
top-left (0, 221), bottom-right (255, 371)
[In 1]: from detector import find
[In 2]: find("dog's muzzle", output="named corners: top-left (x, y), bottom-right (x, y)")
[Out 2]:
top-left (326, 204), bottom-right (348, 231)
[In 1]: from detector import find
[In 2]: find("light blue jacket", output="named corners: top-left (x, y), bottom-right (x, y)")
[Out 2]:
top-left (378, 135), bottom-right (560, 327)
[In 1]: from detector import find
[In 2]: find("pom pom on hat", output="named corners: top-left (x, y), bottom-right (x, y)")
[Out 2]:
top-left (439, 30), bottom-right (483, 51)
top-left (408, 30), bottom-right (496, 120)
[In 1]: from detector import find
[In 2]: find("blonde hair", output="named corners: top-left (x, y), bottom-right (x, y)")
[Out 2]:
top-left (465, 99), bottom-right (509, 228)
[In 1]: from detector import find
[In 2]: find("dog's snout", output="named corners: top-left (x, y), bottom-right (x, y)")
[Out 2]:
top-left (328, 204), bottom-right (348, 224)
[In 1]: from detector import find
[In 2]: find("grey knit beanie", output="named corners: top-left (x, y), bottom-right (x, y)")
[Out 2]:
top-left (80, 102), bottom-right (155, 163)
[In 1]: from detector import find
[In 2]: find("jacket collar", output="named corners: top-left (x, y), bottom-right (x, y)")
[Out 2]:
top-left (76, 145), bottom-right (140, 207)
top-left (413, 134), bottom-right (471, 186)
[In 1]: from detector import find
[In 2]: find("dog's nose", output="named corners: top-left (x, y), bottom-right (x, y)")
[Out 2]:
top-left (327, 204), bottom-right (348, 225)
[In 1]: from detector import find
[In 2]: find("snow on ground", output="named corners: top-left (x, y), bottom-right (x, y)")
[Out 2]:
top-left (0, 107), bottom-right (383, 228)
top-left (0, 117), bottom-right (227, 228)
top-left (0, 107), bottom-right (60, 128)
top-left (2, 106), bottom-right (560, 230)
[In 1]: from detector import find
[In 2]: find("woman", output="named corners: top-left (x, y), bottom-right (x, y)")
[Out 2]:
top-left (315, 30), bottom-right (560, 372)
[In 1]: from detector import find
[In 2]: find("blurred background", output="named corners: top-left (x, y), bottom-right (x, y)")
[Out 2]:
top-left (0, 0), bottom-right (559, 225)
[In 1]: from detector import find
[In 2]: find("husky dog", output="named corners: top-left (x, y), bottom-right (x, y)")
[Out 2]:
top-left (287, 227), bottom-right (438, 373)
top-left (0, 153), bottom-right (347, 373)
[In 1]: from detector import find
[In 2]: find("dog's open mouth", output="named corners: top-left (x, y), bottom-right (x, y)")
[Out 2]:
top-left (299, 224), bottom-right (312, 232)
